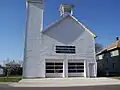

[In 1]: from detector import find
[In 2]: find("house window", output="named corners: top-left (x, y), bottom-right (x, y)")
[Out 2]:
top-left (98, 54), bottom-right (103, 60)
top-left (111, 50), bottom-right (119, 57)
top-left (106, 59), bottom-right (108, 63)
top-left (56, 46), bottom-right (76, 54)
top-left (68, 62), bottom-right (84, 73)
top-left (46, 62), bottom-right (63, 73)
top-left (103, 52), bottom-right (111, 58)
top-left (112, 63), bottom-right (116, 68)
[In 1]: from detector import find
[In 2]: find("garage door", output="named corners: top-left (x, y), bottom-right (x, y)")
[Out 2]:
top-left (46, 61), bottom-right (63, 78)
top-left (68, 61), bottom-right (84, 77)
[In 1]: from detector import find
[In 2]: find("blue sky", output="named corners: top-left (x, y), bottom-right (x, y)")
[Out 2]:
top-left (0, 0), bottom-right (120, 61)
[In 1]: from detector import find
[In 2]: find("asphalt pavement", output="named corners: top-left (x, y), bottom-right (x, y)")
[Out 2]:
top-left (1, 78), bottom-right (120, 90)
top-left (0, 84), bottom-right (120, 90)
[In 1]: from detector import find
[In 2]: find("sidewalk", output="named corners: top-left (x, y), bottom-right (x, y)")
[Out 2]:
top-left (10, 77), bottom-right (120, 87)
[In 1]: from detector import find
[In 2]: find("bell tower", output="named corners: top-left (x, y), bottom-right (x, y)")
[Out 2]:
top-left (59, 4), bottom-right (74, 17)
top-left (23, 0), bottom-right (44, 78)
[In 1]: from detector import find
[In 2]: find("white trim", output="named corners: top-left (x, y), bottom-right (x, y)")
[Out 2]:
top-left (42, 15), bottom-right (69, 33)
top-left (27, 0), bottom-right (44, 3)
top-left (84, 60), bottom-right (87, 78)
top-left (70, 15), bottom-right (96, 38)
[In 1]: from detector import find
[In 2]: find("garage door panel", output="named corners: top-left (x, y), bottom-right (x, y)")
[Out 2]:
top-left (68, 69), bottom-right (84, 73)
top-left (77, 66), bottom-right (84, 68)
top-left (46, 73), bottom-right (63, 78)
top-left (55, 66), bottom-right (63, 69)
top-left (55, 63), bottom-right (63, 65)
top-left (68, 63), bottom-right (84, 65)
top-left (46, 66), bottom-right (54, 69)
top-left (68, 60), bottom-right (84, 77)
top-left (68, 73), bottom-right (84, 77)
top-left (77, 70), bottom-right (84, 72)
top-left (54, 69), bottom-right (63, 73)
top-left (68, 66), bottom-right (84, 69)
top-left (46, 70), bottom-right (54, 73)
top-left (46, 62), bottom-right (54, 65)
top-left (45, 60), bottom-right (63, 78)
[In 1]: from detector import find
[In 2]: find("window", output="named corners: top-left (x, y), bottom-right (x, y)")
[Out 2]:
top-left (56, 46), bottom-right (76, 54)
top-left (106, 59), bottom-right (108, 64)
top-left (111, 50), bottom-right (119, 57)
top-left (103, 53), bottom-right (111, 58)
top-left (68, 62), bottom-right (84, 73)
top-left (112, 63), bottom-right (116, 68)
top-left (46, 62), bottom-right (63, 73)
top-left (103, 64), bottom-right (104, 68)
top-left (98, 54), bottom-right (103, 60)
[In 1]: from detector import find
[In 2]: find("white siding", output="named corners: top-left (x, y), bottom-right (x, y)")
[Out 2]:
top-left (24, 5), bottom-right (97, 77)
top-left (23, 1), bottom-right (44, 78)
top-left (40, 16), bottom-right (97, 77)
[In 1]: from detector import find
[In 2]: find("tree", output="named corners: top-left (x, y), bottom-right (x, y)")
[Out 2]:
top-left (18, 60), bottom-right (23, 67)
top-left (5, 60), bottom-right (21, 76)
top-left (95, 43), bottom-right (103, 53)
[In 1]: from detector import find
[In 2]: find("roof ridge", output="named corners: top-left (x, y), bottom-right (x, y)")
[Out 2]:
top-left (42, 14), bottom-right (96, 38)
top-left (42, 14), bottom-right (70, 33)
top-left (116, 40), bottom-right (120, 47)
top-left (97, 40), bottom-right (120, 55)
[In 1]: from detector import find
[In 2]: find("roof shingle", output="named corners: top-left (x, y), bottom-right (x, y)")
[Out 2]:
top-left (97, 40), bottom-right (120, 55)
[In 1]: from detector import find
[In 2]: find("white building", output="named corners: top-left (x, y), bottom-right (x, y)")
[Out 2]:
top-left (23, 0), bottom-right (97, 78)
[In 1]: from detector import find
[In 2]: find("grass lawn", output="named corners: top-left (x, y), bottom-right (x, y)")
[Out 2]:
top-left (0, 76), bottom-right (22, 82)
top-left (111, 76), bottom-right (120, 80)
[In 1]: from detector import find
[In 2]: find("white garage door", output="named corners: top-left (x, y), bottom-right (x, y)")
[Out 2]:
top-left (46, 61), bottom-right (63, 78)
top-left (68, 61), bottom-right (84, 77)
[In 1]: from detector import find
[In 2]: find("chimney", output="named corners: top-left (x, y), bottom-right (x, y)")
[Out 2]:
top-left (116, 36), bottom-right (119, 41)
top-left (59, 4), bottom-right (74, 17)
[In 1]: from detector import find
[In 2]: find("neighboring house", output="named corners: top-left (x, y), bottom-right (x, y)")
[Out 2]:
top-left (0, 61), bottom-right (4, 75)
top-left (0, 65), bottom-right (3, 76)
top-left (23, 0), bottom-right (97, 78)
top-left (96, 38), bottom-right (120, 76)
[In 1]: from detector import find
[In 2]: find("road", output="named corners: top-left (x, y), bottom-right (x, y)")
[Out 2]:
top-left (0, 84), bottom-right (120, 90)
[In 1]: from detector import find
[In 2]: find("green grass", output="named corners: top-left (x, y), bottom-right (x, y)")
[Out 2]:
top-left (111, 76), bottom-right (120, 80)
top-left (0, 76), bottom-right (22, 82)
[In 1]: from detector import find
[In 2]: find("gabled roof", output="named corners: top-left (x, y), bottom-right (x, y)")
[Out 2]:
top-left (42, 14), bottom-right (96, 38)
top-left (107, 40), bottom-right (120, 50)
top-left (97, 40), bottom-right (120, 55)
